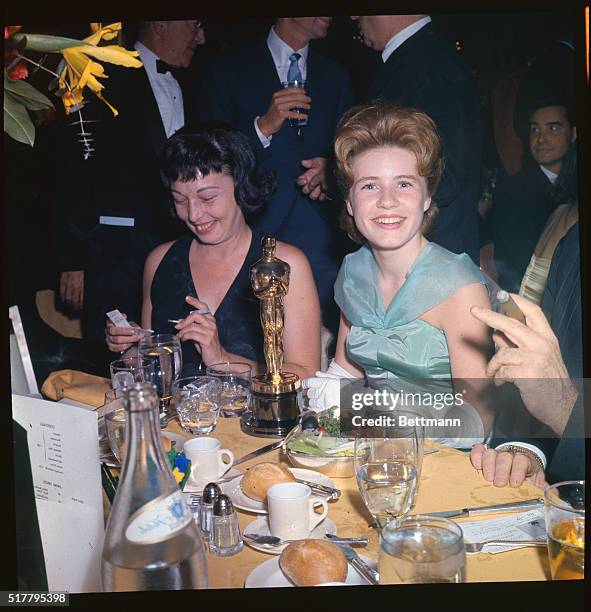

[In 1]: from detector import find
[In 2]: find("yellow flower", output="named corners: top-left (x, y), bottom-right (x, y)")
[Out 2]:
top-left (58, 22), bottom-right (142, 116)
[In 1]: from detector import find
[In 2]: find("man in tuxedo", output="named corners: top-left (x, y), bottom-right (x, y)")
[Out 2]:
top-left (351, 14), bottom-right (481, 263)
top-left (491, 101), bottom-right (576, 292)
top-left (470, 224), bottom-right (584, 487)
top-left (57, 20), bottom-right (205, 347)
top-left (198, 17), bottom-right (354, 336)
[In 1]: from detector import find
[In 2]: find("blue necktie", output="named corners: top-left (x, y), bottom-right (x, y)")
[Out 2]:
top-left (287, 52), bottom-right (303, 84)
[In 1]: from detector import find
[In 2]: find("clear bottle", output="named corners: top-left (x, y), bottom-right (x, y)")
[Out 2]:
top-left (101, 382), bottom-right (207, 591)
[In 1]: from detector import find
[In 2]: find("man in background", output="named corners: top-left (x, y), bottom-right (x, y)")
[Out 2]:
top-left (352, 14), bottom-right (482, 263)
top-left (56, 20), bottom-right (205, 355)
top-left (198, 17), bottom-right (354, 337)
top-left (490, 99), bottom-right (576, 292)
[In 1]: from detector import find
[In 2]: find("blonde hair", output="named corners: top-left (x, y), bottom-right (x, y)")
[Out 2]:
top-left (334, 101), bottom-right (443, 243)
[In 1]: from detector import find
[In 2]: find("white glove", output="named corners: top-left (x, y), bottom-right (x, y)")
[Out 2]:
top-left (301, 359), bottom-right (356, 414)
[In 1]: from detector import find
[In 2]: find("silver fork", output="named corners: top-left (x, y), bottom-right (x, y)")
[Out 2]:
top-left (465, 539), bottom-right (546, 553)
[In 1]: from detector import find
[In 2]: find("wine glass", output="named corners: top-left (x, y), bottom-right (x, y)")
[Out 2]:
top-left (138, 334), bottom-right (182, 426)
top-left (354, 424), bottom-right (420, 530)
top-left (109, 356), bottom-right (156, 395)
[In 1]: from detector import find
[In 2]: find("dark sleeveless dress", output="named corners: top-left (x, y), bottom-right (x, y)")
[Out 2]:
top-left (150, 232), bottom-right (265, 376)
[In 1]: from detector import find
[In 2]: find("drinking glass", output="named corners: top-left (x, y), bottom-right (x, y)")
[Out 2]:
top-left (109, 357), bottom-right (156, 394)
top-left (205, 362), bottom-right (251, 417)
top-left (138, 334), bottom-right (182, 424)
top-left (354, 425), bottom-right (420, 529)
top-left (282, 79), bottom-right (308, 129)
top-left (379, 515), bottom-right (466, 584)
top-left (105, 408), bottom-right (127, 464)
top-left (173, 376), bottom-right (221, 436)
top-left (544, 480), bottom-right (585, 580)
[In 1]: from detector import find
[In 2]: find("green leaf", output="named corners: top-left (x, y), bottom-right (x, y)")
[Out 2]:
top-left (4, 78), bottom-right (53, 111)
top-left (13, 33), bottom-right (90, 53)
top-left (4, 94), bottom-right (35, 146)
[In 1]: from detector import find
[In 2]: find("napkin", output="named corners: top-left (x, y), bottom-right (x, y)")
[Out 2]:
top-left (41, 369), bottom-right (111, 408)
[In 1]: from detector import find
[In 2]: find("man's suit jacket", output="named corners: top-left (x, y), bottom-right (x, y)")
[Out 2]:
top-left (369, 23), bottom-right (481, 263)
top-left (491, 164), bottom-right (556, 293)
top-left (56, 64), bottom-right (189, 341)
top-left (198, 37), bottom-right (354, 330)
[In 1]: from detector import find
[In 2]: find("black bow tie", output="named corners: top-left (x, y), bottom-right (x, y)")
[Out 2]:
top-left (156, 58), bottom-right (183, 81)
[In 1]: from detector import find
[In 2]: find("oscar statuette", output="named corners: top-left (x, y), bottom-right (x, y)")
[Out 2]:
top-left (240, 236), bottom-right (301, 437)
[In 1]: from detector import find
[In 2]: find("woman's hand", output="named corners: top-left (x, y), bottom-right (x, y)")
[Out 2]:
top-left (106, 315), bottom-right (143, 353)
top-left (175, 296), bottom-right (225, 366)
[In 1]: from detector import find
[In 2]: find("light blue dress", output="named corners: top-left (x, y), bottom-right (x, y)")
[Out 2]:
top-left (334, 242), bottom-right (490, 446)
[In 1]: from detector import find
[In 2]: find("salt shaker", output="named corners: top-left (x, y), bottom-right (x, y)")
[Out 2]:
top-left (209, 494), bottom-right (243, 556)
top-left (199, 482), bottom-right (221, 537)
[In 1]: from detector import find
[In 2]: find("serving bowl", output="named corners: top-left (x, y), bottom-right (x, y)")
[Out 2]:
top-left (282, 423), bottom-right (355, 478)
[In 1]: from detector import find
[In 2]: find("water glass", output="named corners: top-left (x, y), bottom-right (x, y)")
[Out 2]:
top-left (105, 408), bottom-right (127, 463)
top-left (354, 426), bottom-right (420, 528)
top-left (544, 480), bottom-right (585, 580)
top-left (173, 376), bottom-right (221, 436)
top-left (282, 79), bottom-right (308, 127)
top-left (109, 357), bottom-right (156, 394)
top-left (205, 362), bottom-right (251, 417)
top-left (138, 334), bottom-right (182, 422)
top-left (379, 515), bottom-right (466, 584)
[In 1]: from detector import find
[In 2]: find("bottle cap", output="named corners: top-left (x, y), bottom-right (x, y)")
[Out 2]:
top-left (203, 482), bottom-right (221, 504)
top-left (213, 494), bottom-right (235, 516)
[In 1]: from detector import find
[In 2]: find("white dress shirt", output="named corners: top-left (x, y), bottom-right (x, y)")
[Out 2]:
top-left (254, 27), bottom-right (310, 147)
top-left (539, 165), bottom-right (559, 185)
top-left (135, 41), bottom-right (184, 138)
top-left (381, 16), bottom-right (432, 63)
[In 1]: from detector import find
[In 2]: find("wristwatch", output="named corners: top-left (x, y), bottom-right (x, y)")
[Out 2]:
top-left (497, 444), bottom-right (545, 477)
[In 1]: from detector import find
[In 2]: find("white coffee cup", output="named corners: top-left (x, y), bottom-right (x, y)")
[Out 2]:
top-left (183, 437), bottom-right (234, 483)
top-left (267, 482), bottom-right (329, 540)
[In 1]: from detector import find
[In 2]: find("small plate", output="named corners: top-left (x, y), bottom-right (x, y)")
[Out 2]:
top-left (244, 516), bottom-right (337, 555)
top-left (184, 467), bottom-right (242, 493)
top-left (245, 554), bottom-right (377, 588)
top-left (221, 468), bottom-right (336, 514)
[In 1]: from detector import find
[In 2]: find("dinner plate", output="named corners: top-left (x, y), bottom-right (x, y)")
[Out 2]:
top-left (243, 516), bottom-right (337, 555)
top-left (221, 468), bottom-right (336, 514)
top-left (244, 554), bottom-right (377, 588)
top-left (184, 467), bottom-right (243, 493)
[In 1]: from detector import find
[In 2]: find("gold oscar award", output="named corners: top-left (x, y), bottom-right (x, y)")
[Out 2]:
top-left (241, 235), bottom-right (301, 437)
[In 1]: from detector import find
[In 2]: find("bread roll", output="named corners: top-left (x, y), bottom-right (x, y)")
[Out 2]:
top-left (240, 462), bottom-right (295, 501)
top-left (280, 540), bottom-right (348, 586)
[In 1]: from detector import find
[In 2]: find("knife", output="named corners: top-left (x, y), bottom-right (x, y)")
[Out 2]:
top-left (295, 478), bottom-right (341, 500)
top-left (217, 440), bottom-right (285, 480)
top-left (336, 544), bottom-right (379, 585)
top-left (424, 498), bottom-right (544, 519)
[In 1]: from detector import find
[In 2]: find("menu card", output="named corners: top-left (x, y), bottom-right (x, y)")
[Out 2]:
top-left (12, 394), bottom-right (105, 592)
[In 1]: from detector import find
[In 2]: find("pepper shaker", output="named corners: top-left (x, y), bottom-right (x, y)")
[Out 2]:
top-left (199, 482), bottom-right (221, 537)
top-left (209, 494), bottom-right (243, 556)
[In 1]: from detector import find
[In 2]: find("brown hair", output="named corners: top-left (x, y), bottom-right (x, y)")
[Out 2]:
top-left (334, 101), bottom-right (443, 244)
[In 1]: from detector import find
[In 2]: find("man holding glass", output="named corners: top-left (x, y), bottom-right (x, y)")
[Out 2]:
top-left (198, 17), bottom-right (354, 337)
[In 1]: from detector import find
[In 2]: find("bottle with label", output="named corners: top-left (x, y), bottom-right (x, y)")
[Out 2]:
top-left (101, 382), bottom-right (207, 591)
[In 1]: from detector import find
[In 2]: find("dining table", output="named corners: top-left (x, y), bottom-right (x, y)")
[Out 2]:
top-left (41, 369), bottom-right (552, 588)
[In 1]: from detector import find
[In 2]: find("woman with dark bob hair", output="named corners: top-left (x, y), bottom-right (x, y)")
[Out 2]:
top-left (303, 102), bottom-right (495, 446)
top-left (106, 127), bottom-right (321, 378)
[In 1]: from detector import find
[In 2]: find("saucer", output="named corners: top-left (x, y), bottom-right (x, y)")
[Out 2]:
top-left (221, 468), bottom-right (336, 514)
top-left (243, 516), bottom-right (337, 555)
top-left (184, 467), bottom-right (242, 493)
